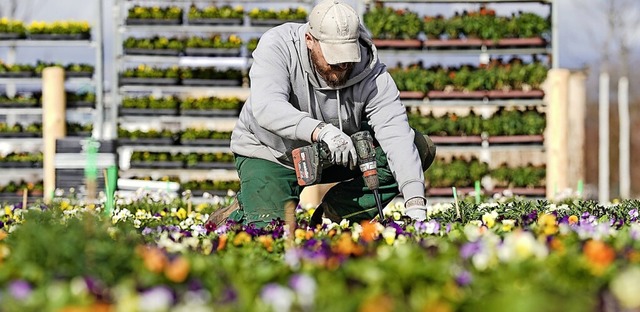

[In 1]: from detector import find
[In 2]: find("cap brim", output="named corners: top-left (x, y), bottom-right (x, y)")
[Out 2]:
top-left (319, 41), bottom-right (361, 65)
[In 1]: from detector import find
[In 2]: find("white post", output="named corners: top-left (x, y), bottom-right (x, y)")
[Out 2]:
top-left (618, 76), bottom-right (630, 199)
top-left (598, 72), bottom-right (610, 203)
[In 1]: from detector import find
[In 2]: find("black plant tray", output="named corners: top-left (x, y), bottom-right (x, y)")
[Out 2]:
top-left (118, 137), bottom-right (176, 146)
top-left (126, 18), bottom-right (182, 25)
top-left (181, 78), bottom-right (241, 86)
top-left (0, 33), bottom-right (24, 40)
top-left (184, 48), bottom-right (241, 57)
top-left (185, 162), bottom-right (235, 170)
top-left (28, 33), bottom-right (90, 40)
top-left (65, 71), bottom-right (94, 78)
top-left (67, 101), bottom-right (95, 109)
top-left (124, 48), bottom-right (182, 56)
top-left (0, 72), bottom-right (33, 78)
top-left (0, 193), bottom-right (43, 204)
top-left (180, 109), bottom-right (239, 117)
top-left (119, 77), bottom-right (179, 86)
top-left (119, 108), bottom-right (178, 116)
top-left (187, 18), bottom-right (243, 25)
top-left (180, 139), bottom-right (231, 146)
top-left (0, 132), bottom-right (40, 138)
top-left (0, 101), bottom-right (39, 108)
top-left (250, 19), bottom-right (305, 26)
top-left (0, 161), bottom-right (37, 168)
top-left (130, 161), bottom-right (184, 169)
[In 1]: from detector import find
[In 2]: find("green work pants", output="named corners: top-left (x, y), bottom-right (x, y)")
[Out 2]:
top-left (228, 132), bottom-right (436, 227)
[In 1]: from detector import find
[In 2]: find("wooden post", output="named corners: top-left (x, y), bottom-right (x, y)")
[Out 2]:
top-left (42, 67), bottom-right (66, 204)
top-left (567, 71), bottom-right (587, 193)
top-left (545, 69), bottom-right (570, 200)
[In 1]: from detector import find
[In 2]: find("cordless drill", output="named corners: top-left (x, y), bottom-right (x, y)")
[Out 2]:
top-left (292, 130), bottom-right (385, 221)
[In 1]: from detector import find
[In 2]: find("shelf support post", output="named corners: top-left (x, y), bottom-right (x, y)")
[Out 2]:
top-left (42, 66), bottom-right (67, 204)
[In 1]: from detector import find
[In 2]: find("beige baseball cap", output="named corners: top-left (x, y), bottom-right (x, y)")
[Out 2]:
top-left (308, 0), bottom-right (361, 65)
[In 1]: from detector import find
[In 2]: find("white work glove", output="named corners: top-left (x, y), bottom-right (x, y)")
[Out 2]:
top-left (317, 123), bottom-right (357, 167)
top-left (404, 197), bottom-right (427, 221)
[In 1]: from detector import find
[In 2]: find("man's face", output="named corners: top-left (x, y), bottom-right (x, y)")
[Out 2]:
top-left (306, 34), bottom-right (355, 88)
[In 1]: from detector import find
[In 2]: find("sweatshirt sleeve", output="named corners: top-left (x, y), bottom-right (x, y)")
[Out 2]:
top-left (248, 31), bottom-right (320, 143)
top-left (364, 69), bottom-right (426, 202)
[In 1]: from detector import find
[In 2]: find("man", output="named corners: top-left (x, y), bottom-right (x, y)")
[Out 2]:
top-left (208, 0), bottom-right (436, 228)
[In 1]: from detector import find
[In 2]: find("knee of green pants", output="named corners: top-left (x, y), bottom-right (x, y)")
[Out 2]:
top-left (234, 155), bottom-right (301, 228)
top-left (414, 131), bottom-right (437, 171)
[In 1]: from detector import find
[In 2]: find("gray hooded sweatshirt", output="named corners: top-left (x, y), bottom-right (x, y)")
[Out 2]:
top-left (231, 22), bottom-right (426, 202)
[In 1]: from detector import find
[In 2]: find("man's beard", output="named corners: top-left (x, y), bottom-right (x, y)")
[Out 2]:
top-left (310, 50), bottom-right (354, 88)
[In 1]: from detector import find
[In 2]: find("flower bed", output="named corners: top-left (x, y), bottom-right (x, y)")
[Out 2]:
top-left (0, 193), bottom-right (639, 311)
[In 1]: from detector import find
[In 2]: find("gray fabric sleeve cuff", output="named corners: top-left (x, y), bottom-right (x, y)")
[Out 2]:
top-left (296, 116), bottom-right (323, 143)
top-left (401, 181), bottom-right (426, 203)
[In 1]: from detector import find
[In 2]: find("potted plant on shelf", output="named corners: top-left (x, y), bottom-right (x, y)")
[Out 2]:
top-left (483, 107), bottom-right (545, 144)
top-left (27, 20), bottom-right (91, 40)
top-left (184, 152), bottom-right (235, 169)
top-left (123, 36), bottom-right (184, 56)
top-left (184, 34), bottom-right (242, 57)
top-left (425, 156), bottom-right (489, 194)
top-left (388, 64), bottom-right (429, 99)
top-left (0, 18), bottom-right (26, 39)
top-left (491, 163), bottom-right (546, 195)
top-left (66, 122), bottom-right (93, 137)
top-left (117, 128), bottom-right (178, 146)
top-left (120, 95), bottom-right (179, 116)
top-left (66, 91), bottom-right (95, 108)
top-left (0, 93), bottom-right (38, 108)
top-left (180, 67), bottom-right (242, 86)
top-left (119, 65), bottom-right (180, 85)
top-left (126, 6), bottom-right (183, 25)
top-left (187, 4), bottom-right (244, 25)
top-left (180, 95), bottom-right (242, 117)
top-left (408, 111), bottom-right (483, 145)
top-left (248, 7), bottom-right (307, 26)
top-left (180, 128), bottom-right (231, 146)
top-left (64, 63), bottom-right (94, 78)
top-left (422, 15), bottom-right (445, 40)
top-left (0, 179), bottom-right (43, 197)
top-left (129, 151), bottom-right (185, 169)
top-left (247, 38), bottom-right (259, 54)
top-left (363, 5), bottom-right (423, 48)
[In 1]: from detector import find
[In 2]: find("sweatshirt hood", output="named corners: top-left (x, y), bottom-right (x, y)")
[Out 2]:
top-left (298, 23), bottom-right (378, 90)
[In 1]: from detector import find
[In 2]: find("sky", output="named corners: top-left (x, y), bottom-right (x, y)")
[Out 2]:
top-left (0, 0), bottom-right (638, 95)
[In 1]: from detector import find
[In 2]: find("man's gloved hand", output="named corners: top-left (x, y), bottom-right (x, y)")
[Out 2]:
top-left (404, 197), bottom-right (427, 221)
top-left (317, 123), bottom-right (357, 167)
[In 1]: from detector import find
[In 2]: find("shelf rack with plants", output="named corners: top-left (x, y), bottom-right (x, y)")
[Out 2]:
top-left (0, 11), bottom-right (105, 195)
top-left (111, 0), bottom-right (314, 186)
top-left (362, 0), bottom-right (553, 199)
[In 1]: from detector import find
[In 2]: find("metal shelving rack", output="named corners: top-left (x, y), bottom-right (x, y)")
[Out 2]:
top-left (0, 2), bottom-right (105, 201)
top-left (110, 0), bottom-right (313, 184)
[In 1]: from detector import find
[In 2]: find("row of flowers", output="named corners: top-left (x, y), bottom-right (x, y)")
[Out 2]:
top-left (0, 152), bottom-right (42, 168)
top-left (0, 18), bottom-right (91, 39)
top-left (0, 179), bottom-right (42, 194)
top-left (129, 151), bottom-right (234, 166)
top-left (364, 5), bottom-right (549, 40)
top-left (0, 122), bottom-right (92, 137)
top-left (118, 128), bottom-right (232, 146)
top-left (119, 65), bottom-right (242, 86)
top-left (390, 58), bottom-right (548, 94)
top-left (0, 92), bottom-right (95, 108)
top-left (122, 95), bottom-right (241, 112)
top-left (127, 5), bottom-right (307, 25)
top-left (426, 156), bottom-right (545, 189)
top-left (124, 35), bottom-right (259, 56)
top-left (0, 192), bottom-right (639, 311)
top-left (0, 60), bottom-right (94, 78)
top-left (409, 107), bottom-right (546, 137)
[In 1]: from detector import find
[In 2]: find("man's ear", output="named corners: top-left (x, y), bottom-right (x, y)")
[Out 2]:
top-left (305, 33), bottom-right (314, 49)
